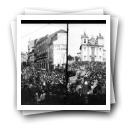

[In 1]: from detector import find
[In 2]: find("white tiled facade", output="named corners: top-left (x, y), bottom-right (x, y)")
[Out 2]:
top-left (80, 32), bottom-right (106, 62)
top-left (53, 33), bottom-right (67, 66)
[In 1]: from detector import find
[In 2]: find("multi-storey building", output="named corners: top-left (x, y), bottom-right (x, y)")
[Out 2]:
top-left (34, 35), bottom-right (48, 69)
top-left (49, 30), bottom-right (67, 68)
top-left (34, 29), bottom-right (67, 70)
top-left (28, 50), bottom-right (35, 66)
top-left (28, 40), bottom-right (35, 52)
top-left (27, 39), bottom-right (35, 66)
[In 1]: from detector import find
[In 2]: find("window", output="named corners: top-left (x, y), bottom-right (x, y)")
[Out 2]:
top-left (84, 56), bottom-right (86, 60)
top-left (91, 47), bottom-right (95, 55)
top-left (100, 48), bottom-right (101, 52)
top-left (84, 39), bottom-right (86, 43)
top-left (84, 47), bottom-right (86, 51)
top-left (100, 56), bottom-right (101, 60)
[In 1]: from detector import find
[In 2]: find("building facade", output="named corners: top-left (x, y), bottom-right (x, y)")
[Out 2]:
top-left (80, 32), bottom-right (106, 62)
top-left (28, 40), bottom-right (35, 52)
top-left (46, 30), bottom-right (67, 69)
top-left (34, 35), bottom-right (48, 69)
top-left (21, 52), bottom-right (28, 63)
top-left (28, 50), bottom-right (35, 66)
top-left (28, 40), bottom-right (35, 66)
top-left (34, 29), bottom-right (67, 70)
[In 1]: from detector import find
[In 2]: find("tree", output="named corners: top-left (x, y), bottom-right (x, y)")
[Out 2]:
top-left (75, 56), bottom-right (80, 62)
top-left (68, 55), bottom-right (74, 61)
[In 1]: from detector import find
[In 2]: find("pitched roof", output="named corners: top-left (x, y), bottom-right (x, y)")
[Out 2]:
top-left (47, 29), bottom-right (67, 45)
top-left (36, 35), bottom-right (48, 44)
top-left (35, 29), bottom-right (67, 46)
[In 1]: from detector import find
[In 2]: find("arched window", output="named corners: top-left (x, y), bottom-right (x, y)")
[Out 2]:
top-left (84, 39), bottom-right (86, 43)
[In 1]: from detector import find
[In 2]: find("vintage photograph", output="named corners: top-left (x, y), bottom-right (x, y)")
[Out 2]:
top-left (17, 15), bottom-right (110, 110)
top-left (21, 23), bottom-right (67, 105)
top-left (68, 24), bottom-right (106, 105)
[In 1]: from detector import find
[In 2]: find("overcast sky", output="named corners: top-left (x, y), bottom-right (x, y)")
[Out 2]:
top-left (68, 24), bottom-right (106, 57)
top-left (21, 23), bottom-right (106, 56)
top-left (21, 24), bottom-right (67, 52)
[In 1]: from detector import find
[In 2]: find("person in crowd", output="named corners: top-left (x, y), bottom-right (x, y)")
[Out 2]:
top-left (67, 61), bottom-right (106, 105)
top-left (21, 61), bottom-right (106, 105)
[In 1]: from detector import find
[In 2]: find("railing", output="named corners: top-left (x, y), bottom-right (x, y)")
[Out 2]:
top-left (36, 53), bottom-right (48, 60)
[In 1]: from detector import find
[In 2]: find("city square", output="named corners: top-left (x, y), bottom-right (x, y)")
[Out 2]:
top-left (20, 20), bottom-right (108, 106)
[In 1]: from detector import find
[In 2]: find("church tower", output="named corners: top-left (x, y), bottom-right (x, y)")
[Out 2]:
top-left (80, 32), bottom-right (89, 61)
top-left (96, 33), bottom-right (104, 62)
top-left (81, 32), bottom-right (88, 44)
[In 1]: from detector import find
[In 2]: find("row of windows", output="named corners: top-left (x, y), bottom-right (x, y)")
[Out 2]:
top-left (36, 49), bottom-right (48, 55)
top-left (37, 62), bottom-right (47, 69)
top-left (84, 47), bottom-right (102, 52)
top-left (37, 44), bottom-right (47, 51)
top-left (37, 40), bottom-right (47, 46)
top-left (36, 53), bottom-right (48, 58)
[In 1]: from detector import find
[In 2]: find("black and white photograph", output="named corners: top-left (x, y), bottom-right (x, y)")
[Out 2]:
top-left (20, 22), bottom-right (67, 105)
top-left (67, 23), bottom-right (107, 105)
top-left (17, 15), bottom-right (110, 110)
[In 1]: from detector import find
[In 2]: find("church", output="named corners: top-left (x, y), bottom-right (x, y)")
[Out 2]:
top-left (80, 32), bottom-right (106, 62)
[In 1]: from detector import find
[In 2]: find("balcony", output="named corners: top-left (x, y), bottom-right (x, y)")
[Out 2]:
top-left (36, 52), bottom-right (48, 60)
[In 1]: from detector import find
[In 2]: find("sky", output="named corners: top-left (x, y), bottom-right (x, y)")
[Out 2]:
top-left (21, 23), bottom-right (106, 56)
top-left (21, 24), bottom-right (67, 52)
top-left (68, 24), bottom-right (106, 56)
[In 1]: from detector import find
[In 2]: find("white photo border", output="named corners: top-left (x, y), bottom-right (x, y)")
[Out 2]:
top-left (17, 15), bottom-right (110, 110)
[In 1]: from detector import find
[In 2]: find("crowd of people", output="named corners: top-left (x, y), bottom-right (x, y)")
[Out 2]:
top-left (21, 61), bottom-right (106, 105)
top-left (21, 66), bottom-right (67, 105)
top-left (67, 61), bottom-right (106, 105)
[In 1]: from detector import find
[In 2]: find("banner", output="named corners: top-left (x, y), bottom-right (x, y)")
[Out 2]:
top-left (69, 76), bottom-right (77, 84)
top-left (80, 70), bottom-right (86, 77)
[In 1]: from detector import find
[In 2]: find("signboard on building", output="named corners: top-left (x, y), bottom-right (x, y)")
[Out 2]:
top-left (54, 44), bottom-right (66, 50)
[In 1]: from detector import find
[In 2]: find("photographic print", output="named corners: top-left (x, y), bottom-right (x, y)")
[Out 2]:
top-left (17, 15), bottom-right (110, 110)
top-left (21, 23), bottom-right (67, 105)
top-left (67, 23), bottom-right (106, 105)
